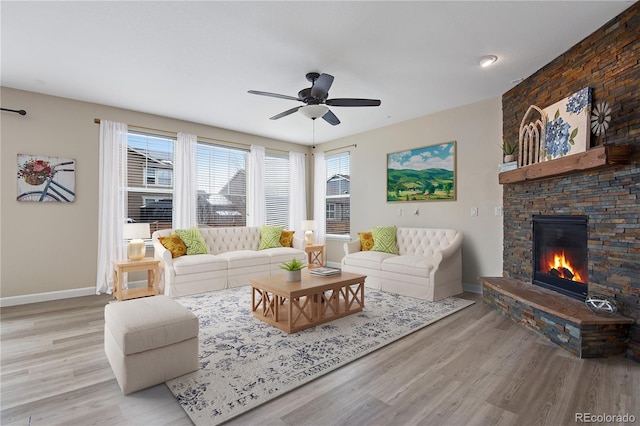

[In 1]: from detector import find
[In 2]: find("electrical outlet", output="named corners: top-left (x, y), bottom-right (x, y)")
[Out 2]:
top-left (495, 206), bottom-right (503, 216)
top-left (471, 207), bottom-right (478, 217)
top-left (396, 208), bottom-right (402, 216)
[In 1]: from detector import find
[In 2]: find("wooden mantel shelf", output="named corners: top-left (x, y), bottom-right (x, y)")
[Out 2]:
top-left (499, 144), bottom-right (631, 184)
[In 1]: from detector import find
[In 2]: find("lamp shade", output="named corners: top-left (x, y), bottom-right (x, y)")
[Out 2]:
top-left (123, 223), bottom-right (150, 260)
top-left (299, 105), bottom-right (329, 119)
top-left (302, 220), bottom-right (317, 231)
top-left (123, 223), bottom-right (151, 240)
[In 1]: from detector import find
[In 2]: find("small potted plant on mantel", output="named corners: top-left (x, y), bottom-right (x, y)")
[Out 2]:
top-left (500, 141), bottom-right (518, 163)
top-left (280, 258), bottom-right (306, 282)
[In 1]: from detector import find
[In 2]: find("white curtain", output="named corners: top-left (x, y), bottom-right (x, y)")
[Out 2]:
top-left (248, 145), bottom-right (265, 226)
top-left (288, 151), bottom-right (307, 237)
top-left (174, 132), bottom-right (197, 229)
top-left (96, 120), bottom-right (128, 294)
top-left (313, 151), bottom-right (326, 244)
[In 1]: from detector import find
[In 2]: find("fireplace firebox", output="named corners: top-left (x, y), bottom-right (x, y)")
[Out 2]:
top-left (532, 215), bottom-right (588, 301)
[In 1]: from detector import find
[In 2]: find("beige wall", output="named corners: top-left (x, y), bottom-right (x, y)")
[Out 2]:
top-left (1, 87), bottom-right (502, 300)
top-left (0, 87), bottom-right (310, 299)
top-left (316, 97), bottom-right (504, 287)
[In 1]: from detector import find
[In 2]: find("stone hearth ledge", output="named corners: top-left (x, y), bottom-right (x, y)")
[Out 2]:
top-left (480, 277), bottom-right (633, 358)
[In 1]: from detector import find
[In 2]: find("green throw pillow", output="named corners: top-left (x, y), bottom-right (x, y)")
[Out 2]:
top-left (259, 225), bottom-right (284, 250)
top-left (175, 228), bottom-right (208, 255)
top-left (371, 226), bottom-right (398, 254)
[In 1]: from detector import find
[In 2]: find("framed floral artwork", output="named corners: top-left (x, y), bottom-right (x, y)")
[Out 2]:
top-left (387, 141), bottom-right (456, 202)
top-left (17, 154), bottom-right (76, 202)
top-left (543, 87), bottom-right (592, 161)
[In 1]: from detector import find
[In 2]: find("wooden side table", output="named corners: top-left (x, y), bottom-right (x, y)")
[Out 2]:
top-left (305, 244), bottom-right (326, 269)
top-left (113, 257), bottom-right (160, 301)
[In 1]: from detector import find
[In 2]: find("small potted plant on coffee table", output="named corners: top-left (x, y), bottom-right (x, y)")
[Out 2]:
top-left (280, 258), bottom-right (306, 282)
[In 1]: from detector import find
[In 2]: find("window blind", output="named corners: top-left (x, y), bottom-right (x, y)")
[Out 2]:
top-left (325, 152), bottom-right (350, 235)
top-left (196, 142), bottom-right (248, 227)
top-left (264, 151), bottom-right (290, 228)
top-left (126, 131), bottom-right (175, 233)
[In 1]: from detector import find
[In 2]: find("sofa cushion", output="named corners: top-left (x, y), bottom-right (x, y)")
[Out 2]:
top-left (371, 226), bottom-right (398, 254)
top-left (358, 231), bottom-right (374, 251)
top-left (217, 250), bottom-right (271, 269)
top-left (342, 250), bottom-right (396, 270)
top-left (158, 233), bottom-right (187, 258)
top-left (262, 246), bottom-right (305, 264)
top-left (259, 225), bottom-right (283, 250)
top-left (279, 230), bottom-right (295, 247)
top-left (175, 228), bottom-right (209, 255)
top-left (173, 254), bottom-right (227, 276)
top-left (200, 227), bottom-right (260, 254)
top-left (381, 255), bottom-right (434, 278)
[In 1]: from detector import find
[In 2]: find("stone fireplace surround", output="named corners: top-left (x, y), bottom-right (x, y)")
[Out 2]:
top-left (495, 2), bottom-right (639, 361)
top-left (490, 165), bottom-right (638, 360)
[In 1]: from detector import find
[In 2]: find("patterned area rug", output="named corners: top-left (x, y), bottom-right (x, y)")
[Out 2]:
top-left (167, 286), bottom-right (474, 425)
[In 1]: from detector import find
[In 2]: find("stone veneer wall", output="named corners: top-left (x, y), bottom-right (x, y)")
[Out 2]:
top-left (501, 3), bottom-right (640, 361)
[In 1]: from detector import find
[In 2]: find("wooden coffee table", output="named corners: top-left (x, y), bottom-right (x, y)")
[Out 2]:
top-left (250, 270), bottom-right (366, 333)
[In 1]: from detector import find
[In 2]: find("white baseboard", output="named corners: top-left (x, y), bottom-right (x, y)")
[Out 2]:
top-left (1, 286), bottom-right (98, 307)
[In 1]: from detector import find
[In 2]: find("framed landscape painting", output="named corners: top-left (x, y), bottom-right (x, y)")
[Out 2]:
top-left (387, 141), bottom-right (456, 202)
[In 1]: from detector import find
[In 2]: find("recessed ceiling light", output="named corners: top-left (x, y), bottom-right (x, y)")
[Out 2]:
top-left (479, 55), bottom-right (498, 68)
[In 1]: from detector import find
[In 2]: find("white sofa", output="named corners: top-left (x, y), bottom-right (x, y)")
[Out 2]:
top-left (341, 227), bottom-right (463, 301)
top-left (152, 227), bottom-right (307, 297)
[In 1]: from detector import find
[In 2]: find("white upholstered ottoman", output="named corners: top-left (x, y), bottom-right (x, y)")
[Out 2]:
top-left (104, 295), bottom-right (199, 395)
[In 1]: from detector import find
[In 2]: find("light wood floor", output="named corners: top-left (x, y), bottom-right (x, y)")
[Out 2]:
top-left (1, 292), bottom-right (638, 426)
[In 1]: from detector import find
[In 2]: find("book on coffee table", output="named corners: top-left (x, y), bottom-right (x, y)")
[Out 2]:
top-left (309, 267), bottom-right (341, 277)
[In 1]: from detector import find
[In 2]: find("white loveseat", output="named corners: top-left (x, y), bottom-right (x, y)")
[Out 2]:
top-left (152, 227), bottom-right (306, 297)
top-left (341, 227), bottom-right (463, 301)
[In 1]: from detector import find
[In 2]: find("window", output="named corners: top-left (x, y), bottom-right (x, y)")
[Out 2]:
top-left (325, 152), bottom-right (350, 236)
top-left (264, 152), bottom-right (289, 228)
top-left (196, 142), bottom-right (247, 227)
top-left (126, 132), bottom-right (175, 232)
top-left (144, 167), bottom-right (172, 186)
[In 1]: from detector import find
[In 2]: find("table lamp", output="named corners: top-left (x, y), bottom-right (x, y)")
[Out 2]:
top-left (123, 223), bottom-right (150, 260)
top-left (302, 220), bottom-right (316, 246)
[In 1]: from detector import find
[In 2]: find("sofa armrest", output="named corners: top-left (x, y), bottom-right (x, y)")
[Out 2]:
top-left (292, 236), bottom-right (305, 250)
top-left (152, 236), bottom-right (174, 294)
top-left (432, 231), bottom-right (464, 266)
top-left (344, 239), bottom-right (362, 255)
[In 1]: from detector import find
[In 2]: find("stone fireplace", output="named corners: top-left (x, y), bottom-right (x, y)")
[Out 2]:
top-left (490, 2), bottom-right (639, 361)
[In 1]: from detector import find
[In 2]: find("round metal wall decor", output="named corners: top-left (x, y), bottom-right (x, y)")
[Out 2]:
top-left (585, 294), bottom-right (617, 315)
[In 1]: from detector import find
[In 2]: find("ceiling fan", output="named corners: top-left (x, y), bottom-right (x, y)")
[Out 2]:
top-left (248, 72), bottom-right (381, 126)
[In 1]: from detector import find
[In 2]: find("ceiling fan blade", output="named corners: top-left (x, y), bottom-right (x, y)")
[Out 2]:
top-left (270, 106), bottom-right (301, 120)
top-left (310, 73), bottom-right (334, 99)
top-left (248, 90), bottom-right (300, 102)
top-left (321, 109), bottom-right (340, 126)
top-left (326, 98), bottom-right (381, 107)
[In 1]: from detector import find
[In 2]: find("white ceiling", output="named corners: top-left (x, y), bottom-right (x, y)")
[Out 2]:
top-left (1, 1), bottom-right (634, 145)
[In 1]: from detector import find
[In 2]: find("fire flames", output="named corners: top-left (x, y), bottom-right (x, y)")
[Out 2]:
top-left (546, 251), bottom-right (582, 282)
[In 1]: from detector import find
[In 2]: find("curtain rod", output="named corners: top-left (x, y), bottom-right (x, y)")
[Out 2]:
top-left (321, 143), bottom-right (357, 154)
top-left (94, 118), bottom-right (295, 154)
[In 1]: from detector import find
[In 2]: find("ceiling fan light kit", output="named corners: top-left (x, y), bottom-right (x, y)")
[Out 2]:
top-left (248, 72), bottom-right (381, 126)
top-left (299, 105), bottom-right (329, 119)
